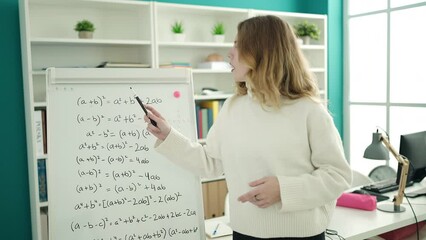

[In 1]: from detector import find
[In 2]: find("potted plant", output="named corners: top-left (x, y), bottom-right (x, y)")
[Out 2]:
top-left (74, 19), bottom-right (95, 39)
top-left (293, 20), bottom-right (320, 45)
top-left (211, 22), bottom-right (225, 43)
top-left (171, 21), bottom-right (185, 42)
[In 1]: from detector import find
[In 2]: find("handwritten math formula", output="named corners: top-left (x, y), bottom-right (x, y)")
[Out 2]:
top-left (48, 84), bottom-right (201, 240)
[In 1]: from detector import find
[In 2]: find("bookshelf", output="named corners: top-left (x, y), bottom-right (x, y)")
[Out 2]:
top-left (19, 0), bottom-right (328, 239)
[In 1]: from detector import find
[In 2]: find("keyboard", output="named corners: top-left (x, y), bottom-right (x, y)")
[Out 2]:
top-left (406, 188), bottom-right (426, 198)
top-left (361, 178), bottom-right (414, 193)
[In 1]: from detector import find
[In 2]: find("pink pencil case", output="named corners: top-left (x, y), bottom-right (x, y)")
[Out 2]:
top-left (336, 192), bottom-right (377, 211)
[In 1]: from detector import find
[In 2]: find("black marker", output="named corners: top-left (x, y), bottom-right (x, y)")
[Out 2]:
top-left (130, 87), bottom-right (158, 127)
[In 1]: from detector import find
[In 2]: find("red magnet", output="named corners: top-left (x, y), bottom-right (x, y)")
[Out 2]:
top-left (173, 91), bottom-right (181, 98)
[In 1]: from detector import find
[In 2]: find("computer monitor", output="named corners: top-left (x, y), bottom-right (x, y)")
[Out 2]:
top-left (396, 131), bottom-right (426, 184)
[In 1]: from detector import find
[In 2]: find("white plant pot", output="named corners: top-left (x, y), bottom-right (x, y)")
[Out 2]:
top-left (302, 36), bottom-right (310, 45)
top-left (173, 33), bottom-right (186, 42)
top-left (213, 34), bottom-right (225, 43)
top-left (78, 31), bottom-right (93, 39)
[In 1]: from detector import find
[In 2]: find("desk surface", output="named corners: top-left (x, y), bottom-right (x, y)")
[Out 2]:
top-left (328, 180), bottom-right (426, 240)
top-left (205, 180), bottom-right (426, 240)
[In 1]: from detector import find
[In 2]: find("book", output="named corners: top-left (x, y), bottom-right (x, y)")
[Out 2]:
top-left (206, 107), bottom-right (213, 131)
top-left (41, 110), bottom-right (47, 154)
top-left (200, 100), bottom-right (220, 122)
top-left (197, 106), bottom-right (203, 139)
top-left (201, 108), bottom-right (208, 139)
top-left (97, 61), bottom-right (150, 68)
top-left (205, 220), bottom-right (232, 238)
top-left (33, 110), bottom-right (44, 156)
top-left (40, 209), bottom-right (48, 240)
top-left (219, 100), bottom-right (225, 109)
top-left (38, 159), bottom-right (48, 202)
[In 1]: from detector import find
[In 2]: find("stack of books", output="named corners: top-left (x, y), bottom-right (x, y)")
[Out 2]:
top-left (195, 100), bottom-right (225, 139)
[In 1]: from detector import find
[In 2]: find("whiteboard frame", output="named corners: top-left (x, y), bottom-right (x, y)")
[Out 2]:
top-left (46, 67), bottom-right (206, 240)
top-left (47, 67), bottom-right (193, 84)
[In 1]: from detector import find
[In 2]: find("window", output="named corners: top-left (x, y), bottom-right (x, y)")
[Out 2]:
top-left (345, 1), bottom-right (426, 176)
top-left (348, 13), bottom-right (387, 103)
top-left (348, 0), bottom-right (387, 15)
top-left (390, 7), bottom-right (426, 103)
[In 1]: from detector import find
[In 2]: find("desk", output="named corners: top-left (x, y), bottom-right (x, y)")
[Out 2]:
top-left (205, 181), bottom-right (426, 240)
top-left (328, 180), bottom-right (426, 239)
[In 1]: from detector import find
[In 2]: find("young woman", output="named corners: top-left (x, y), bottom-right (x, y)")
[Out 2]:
top-left (143, 15), bottom-right (352, 240)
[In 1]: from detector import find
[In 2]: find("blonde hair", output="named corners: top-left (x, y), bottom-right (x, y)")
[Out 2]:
top-left (235, 15), bottom-right (320, 108)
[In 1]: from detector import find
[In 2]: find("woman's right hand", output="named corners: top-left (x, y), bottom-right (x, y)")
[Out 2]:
top-left (143, 104), bottom-right (171, 141)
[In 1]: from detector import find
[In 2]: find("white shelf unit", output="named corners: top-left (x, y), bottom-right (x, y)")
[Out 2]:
top-left (19, 0), bottom-right (154, 239)
top-left (153, 2), bottom-right (248, 96)
top-left (19, 1), bottom-right (328, 239)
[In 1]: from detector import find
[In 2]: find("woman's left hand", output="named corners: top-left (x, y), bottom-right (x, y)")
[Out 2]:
top-left (237, 176), bottom-right (281, 208)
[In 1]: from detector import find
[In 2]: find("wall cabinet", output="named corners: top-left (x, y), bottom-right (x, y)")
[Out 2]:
top-left (19, 1), bottom-right (327, 239)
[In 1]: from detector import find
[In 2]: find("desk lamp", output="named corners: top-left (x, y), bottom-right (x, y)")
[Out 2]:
top-left (364, 130), bottom-right (410, 213)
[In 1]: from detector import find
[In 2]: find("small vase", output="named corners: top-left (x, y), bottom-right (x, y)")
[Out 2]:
top-left (302, 36), bottom-right (310, 45)
top-left (213, 34), bottom-right (225, 43)
top-left (78, 31), bottom-right (93, 39)
top-left (173, 33), bottom-right (185, 42)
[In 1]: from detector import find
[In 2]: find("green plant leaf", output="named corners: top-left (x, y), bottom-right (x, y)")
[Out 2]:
top-left (171, 21), bottom-right (184, 34)
top-left (211, 22), bottom-right (225, 35)
top-left (74, 19), bottom-right (95, 32)
top-left (293, 20), bottom-right (320, 40)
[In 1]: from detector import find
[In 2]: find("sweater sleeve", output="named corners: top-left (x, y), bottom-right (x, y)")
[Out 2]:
top-left (154, 125), bottom-right (224, 179)
top-left (277, 104), bottom-right (352, 212)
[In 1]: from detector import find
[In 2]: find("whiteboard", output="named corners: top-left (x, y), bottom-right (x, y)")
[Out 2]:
top-left (46, 68), bottom-right (205, 240)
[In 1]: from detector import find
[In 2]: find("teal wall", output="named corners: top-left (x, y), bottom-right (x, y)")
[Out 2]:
top-left (154, 0), bottom-right (300, 11)
top-left (0, 0), bottom-right (343, 239)
top-left (0, 0), bottom-right (32, 239)
top-left (327, 1), bottom-right (344, 137)
top-left (302, 0), bottom-right (344, 136)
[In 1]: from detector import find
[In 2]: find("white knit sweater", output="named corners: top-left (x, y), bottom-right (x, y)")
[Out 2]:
top-left (155, 94), bottom-right (352, 238)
